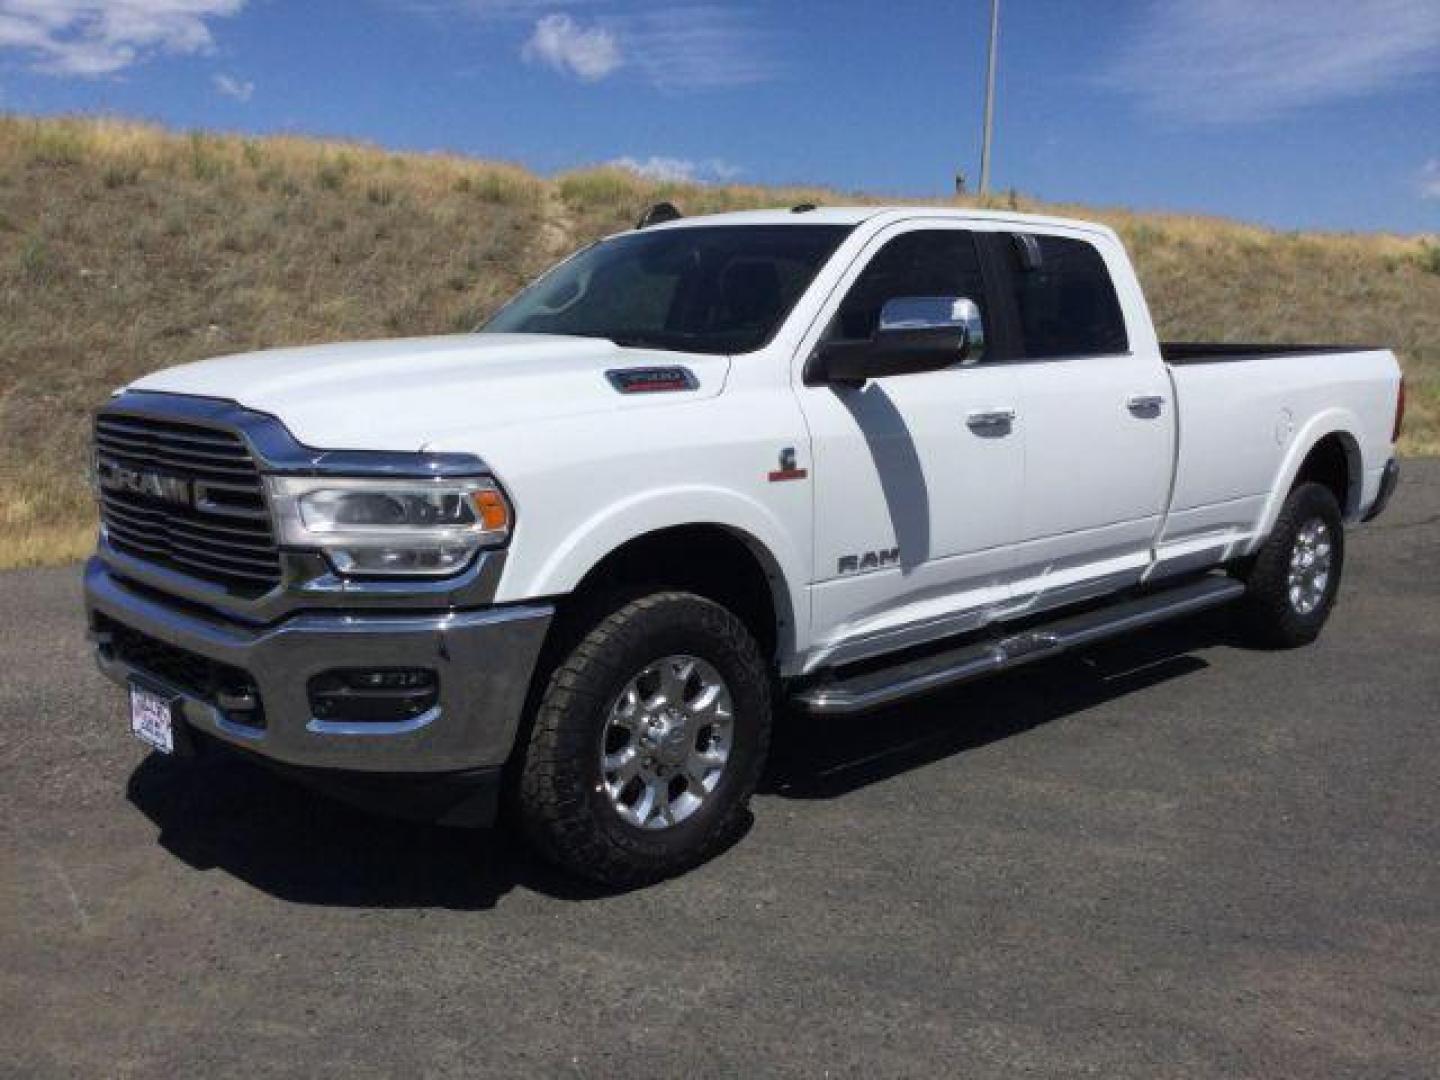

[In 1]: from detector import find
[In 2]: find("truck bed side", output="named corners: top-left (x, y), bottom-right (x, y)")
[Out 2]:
top-left (1152, 346), bottom-right (1401, 579)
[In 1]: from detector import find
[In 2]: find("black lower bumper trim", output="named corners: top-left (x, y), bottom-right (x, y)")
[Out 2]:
top-left (1363, 458), bottom-right (1399, 522)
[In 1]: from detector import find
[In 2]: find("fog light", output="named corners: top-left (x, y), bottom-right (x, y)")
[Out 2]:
top-left (308, 668), bottom-right (438, 724)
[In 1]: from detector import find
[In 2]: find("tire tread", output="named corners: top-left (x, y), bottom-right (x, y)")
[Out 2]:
top-left (518, 591), bottom-right (771, 886)
top-left (1240, 482), bottom-right (1344, 648)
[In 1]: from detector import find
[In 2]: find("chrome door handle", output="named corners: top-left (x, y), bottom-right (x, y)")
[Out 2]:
top-left (1127, 394), bottom-right (1165, 416)
top-left (966, 408), bottom-right (1016, 433)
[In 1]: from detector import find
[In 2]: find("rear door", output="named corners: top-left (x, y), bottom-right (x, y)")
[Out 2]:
top-left (987, 229), bottom-right (1174, 613)
top-left (795, 222), bottom-right (1025, 665)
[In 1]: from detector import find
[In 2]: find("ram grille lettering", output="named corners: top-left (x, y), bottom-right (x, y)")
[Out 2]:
top-left (96, 458), bottom-right (193, 508)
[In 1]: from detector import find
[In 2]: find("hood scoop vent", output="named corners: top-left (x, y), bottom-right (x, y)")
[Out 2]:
top-left (606, 367), bottom-right (699, 395)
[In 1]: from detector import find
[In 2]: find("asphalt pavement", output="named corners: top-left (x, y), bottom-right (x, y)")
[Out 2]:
top-left (2, 463), bottom-right (1437, 1078)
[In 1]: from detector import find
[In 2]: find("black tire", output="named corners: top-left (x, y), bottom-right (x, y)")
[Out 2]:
top-left (516, 591), bottom-right (772, 887)
top-left (1238, 481), bottom-right (1345, 648)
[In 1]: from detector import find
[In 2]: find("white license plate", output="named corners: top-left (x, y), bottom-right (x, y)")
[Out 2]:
top-left (129, 683), bottom-right (177, 754)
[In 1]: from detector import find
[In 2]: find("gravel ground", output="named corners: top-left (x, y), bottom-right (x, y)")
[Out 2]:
top-left (2, 462), bottom-right (1436, 1078)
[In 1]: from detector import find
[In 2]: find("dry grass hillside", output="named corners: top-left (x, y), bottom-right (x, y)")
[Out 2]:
top-left (2, 115), bottom-right (1436, 568)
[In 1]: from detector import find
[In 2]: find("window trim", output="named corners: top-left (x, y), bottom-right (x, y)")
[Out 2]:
top-left (799, 222), bottom-right (1020, 385)
top-left (981, 230), bottom-right (1133, 364)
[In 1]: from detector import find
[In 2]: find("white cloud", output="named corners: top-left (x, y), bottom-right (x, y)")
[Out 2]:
top-left (0, 0), bottom-right (245, 76)
top-left (522, 13), bottom-right (621, 81)
top-left (431, 2), bottom-right (777, 90)
top-left (1106, 0), bottom-right (1440, 123)
top-left (1421, 160), bottom-right (1440, 201)
top-left (212, 71), bottom-right (251, 101)
top-left (619, 5), bottom-right (777, 91)
top-left (609, 154), bottom-right (741, 184)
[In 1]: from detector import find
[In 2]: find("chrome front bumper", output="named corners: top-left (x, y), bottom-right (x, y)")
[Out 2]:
top-left (85, 559), bottom-right (553, 774)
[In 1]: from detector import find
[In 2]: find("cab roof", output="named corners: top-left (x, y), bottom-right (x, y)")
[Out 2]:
top-left (640, 205), bottom-right (1116, 239)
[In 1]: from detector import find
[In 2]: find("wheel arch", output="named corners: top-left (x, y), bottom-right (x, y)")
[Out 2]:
top-left (502, 483), bottom-right (807, 668)
top-left (1255, 414), bottom-right (1364, 543)
top-left (1292, 431), bottom-right (1362, 517)
top-left (560, 522), bottom-right (798, 664)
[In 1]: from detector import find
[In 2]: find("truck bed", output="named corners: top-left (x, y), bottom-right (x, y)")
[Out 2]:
top-left (1161, 342), bottom-right (1376, 365)
top-left (1158, 342), bottom-right (1399, 568)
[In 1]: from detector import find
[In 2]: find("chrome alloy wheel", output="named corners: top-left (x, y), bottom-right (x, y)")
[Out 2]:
top-left (1287, 518), bottom-right (1333, 615)
top-left (599, 655), bottom-right (734, 830)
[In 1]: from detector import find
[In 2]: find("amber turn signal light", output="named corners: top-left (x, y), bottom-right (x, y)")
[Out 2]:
top-left (471, 488), bottom-right (511, 532)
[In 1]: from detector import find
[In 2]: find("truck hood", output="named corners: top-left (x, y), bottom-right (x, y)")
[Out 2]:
top-left (126, 334), bottom-right (731, 451)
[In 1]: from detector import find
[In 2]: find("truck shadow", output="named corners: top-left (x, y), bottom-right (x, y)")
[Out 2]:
top-left (125, 752), bottom-right (606, 909)
top-left (125, 609), bottom-right (1235, 910)
top-left (761, 609), bottom-right (1230, 799)
top-left (837, 383), bottom-right (931, 569)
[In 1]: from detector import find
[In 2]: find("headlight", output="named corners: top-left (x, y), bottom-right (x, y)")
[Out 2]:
top-left (266, 476), bottom-right (511, 576)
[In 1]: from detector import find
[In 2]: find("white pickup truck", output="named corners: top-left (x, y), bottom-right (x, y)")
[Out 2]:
top-left (85, 205), bottom-right (1404, 884)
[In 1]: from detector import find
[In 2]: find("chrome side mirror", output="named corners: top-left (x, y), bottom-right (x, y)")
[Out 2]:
top-left (876, 296), bottom-right (986, 365)
top-left (814, 295), bottom-right (987, 387)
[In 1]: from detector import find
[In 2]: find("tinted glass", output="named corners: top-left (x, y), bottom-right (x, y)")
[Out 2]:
top-left (483, 225), bottom-right (853, 355)
top-left (1002, 234), bottom-right (1128, 358)
top-left (830, 229), bottom-right (987, 341)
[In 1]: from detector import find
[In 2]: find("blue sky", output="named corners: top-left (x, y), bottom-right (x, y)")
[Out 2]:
top-left (1, 1), bottom-right (1437, 233)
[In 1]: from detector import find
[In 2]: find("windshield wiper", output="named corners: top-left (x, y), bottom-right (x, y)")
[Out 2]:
top-left (603, 330), bottom-right (708, 351)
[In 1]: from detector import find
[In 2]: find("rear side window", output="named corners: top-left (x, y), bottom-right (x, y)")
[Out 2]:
top-left (829, 229), bottom-right (988, 342)
top-left (1001, 234), bottom-right (1128, 358)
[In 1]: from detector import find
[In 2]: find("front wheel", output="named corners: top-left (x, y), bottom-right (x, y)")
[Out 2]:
top-left (1238, 481), bottom-right (1345, 648)
top-left (516, 591), bottom-right (772, 887)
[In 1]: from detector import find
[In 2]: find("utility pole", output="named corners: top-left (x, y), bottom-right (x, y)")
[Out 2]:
top-left (979, 0), bottom-right (1000, 196)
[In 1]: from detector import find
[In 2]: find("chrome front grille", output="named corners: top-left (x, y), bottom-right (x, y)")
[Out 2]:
top-left (94, 412), bottom-right (282, 595)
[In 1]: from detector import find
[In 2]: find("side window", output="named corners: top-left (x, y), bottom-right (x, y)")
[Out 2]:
top-left (829, 229), bottom-right (987, 342)
top-left (1002, 234), bottom-right (1128, 358)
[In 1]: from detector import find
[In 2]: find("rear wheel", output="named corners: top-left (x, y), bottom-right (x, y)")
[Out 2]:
top-left (1239, 482), bottom-right (1345, 648)
top-left (516, 591), bottom-right (772, 886)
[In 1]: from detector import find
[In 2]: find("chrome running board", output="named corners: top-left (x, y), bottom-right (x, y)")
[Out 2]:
top-left (793, 575), bottom-right (1245, 716)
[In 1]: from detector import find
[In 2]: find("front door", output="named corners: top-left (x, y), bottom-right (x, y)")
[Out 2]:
top-left (796, 223), bottom-right (1025, 668)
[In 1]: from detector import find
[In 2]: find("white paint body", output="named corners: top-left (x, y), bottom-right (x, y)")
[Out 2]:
top-left (129, 208), bottom-right (1402, 676)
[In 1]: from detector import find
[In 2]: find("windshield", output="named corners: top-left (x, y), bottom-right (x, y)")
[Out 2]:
top-left (482, 224), bottom-right (854, 355)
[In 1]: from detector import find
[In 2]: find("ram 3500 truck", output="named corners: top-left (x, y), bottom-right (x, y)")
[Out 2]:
top-left (85, 206), bottom-right (1404, 884)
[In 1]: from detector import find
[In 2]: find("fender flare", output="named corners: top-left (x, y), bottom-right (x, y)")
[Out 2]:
top-left (1252, 408), bottom-right (1364, 543)
top-left (507, 484), bottom-right (809, 656)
